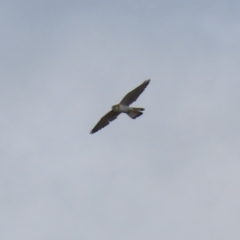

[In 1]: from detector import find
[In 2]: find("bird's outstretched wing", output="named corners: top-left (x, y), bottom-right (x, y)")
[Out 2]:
top-left (120, 79), bottom-right (150, 106)
top-left (90, 110), bottom-right (121, 134)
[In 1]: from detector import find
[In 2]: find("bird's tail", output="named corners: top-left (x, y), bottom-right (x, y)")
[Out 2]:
top-left (127, 108), bottom-right (144, 119)
top-left (132, 107), bottom-right (145, 111)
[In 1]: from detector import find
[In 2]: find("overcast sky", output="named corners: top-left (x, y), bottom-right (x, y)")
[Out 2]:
top-left (1, 1), bottom-right (240, 239)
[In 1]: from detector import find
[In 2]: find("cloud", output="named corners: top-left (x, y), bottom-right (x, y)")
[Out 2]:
top-left (1, 1), bottom-right (240, 239)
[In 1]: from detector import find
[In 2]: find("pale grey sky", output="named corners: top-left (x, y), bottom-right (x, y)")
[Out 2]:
top-left (1, 1), bottom-right (240, 239)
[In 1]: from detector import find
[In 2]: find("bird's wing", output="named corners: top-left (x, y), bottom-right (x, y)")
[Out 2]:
top-left (90, 110), bottom-right (121, 134)
top-left (120, 79), bottom-right (150, 106)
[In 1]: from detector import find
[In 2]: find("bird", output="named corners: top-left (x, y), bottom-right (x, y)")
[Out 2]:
top-left (90, 79), bottom-right (150, 134)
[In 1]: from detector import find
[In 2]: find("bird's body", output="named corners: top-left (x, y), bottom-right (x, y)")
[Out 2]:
top-left (90, 79), bottom-right (150, 134)
top-left (112, 104), bottom-right (136, 113)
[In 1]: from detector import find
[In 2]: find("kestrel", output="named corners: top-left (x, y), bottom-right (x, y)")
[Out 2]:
top-left (90, 79), bottom-right (150, 134)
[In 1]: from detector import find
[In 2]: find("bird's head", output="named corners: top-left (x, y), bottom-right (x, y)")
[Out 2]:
top-left (112, 105), bottom-right (119, 111)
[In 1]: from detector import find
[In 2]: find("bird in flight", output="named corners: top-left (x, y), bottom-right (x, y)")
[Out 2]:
top-left (90, 79), bottom-right (150, 134)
